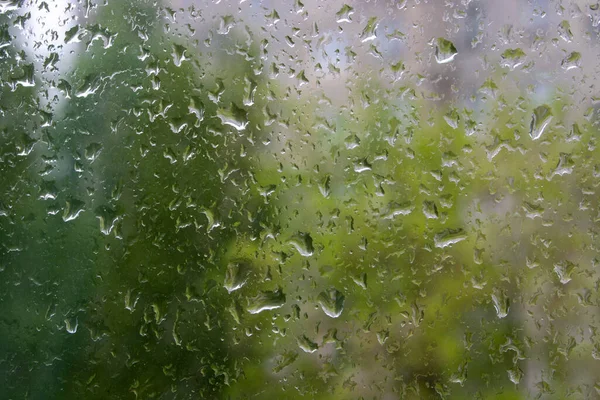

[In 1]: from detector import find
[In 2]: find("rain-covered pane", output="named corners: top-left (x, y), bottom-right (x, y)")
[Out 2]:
top-left (2, 0), bottom-right (600, 399)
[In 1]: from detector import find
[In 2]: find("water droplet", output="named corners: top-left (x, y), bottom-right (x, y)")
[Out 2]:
top-left (273, 351), bottom-right (298, 373)
top-left (508, 367), bottom-right (523, 385)
top-left (95, 206), bottom-right (118, 235)
top-left (550, 153), bottom-right (575, 179)
top-left (435, 38), bottom-right (458, 64)
top-left (383, 201), bottom-right (414, 219)
top-left (247, 289), bottom-right (286, 314)
top-left (443, 109), bottom-right (460, 129)
top-left (9, 63), bottom-right (35, 90)
top-left (63, 198), bottom-right (86, 222)
top-left (561, 51), bottom-right (581, 70)
top-left (422, 201), bottom-right (439, 219)
top-left (317, 288), bottom-right (345, 318)
top-left (390, 60), bottom-right (406, 80)
top-left (217, 15), bottom-right (235, 35)
top-left (491, 290), bottom-right (510, 318)
top-left (351, 272), bottom-right (367, 290)
top-left (360, 17), bottom-right (378, 42)
top-left (434, 228), bottom-right (467, 248)
top-left (224, 261), bottom-right (250, 293)
top-left (567, 123), bottom-right (582, 142)
top-left (75, 75), bottom-right (101, 98)
top-left (188, 96), bottom-right (205, 124)
top-left (529, 105), bottom-right (553, 140)
top-left (124, 289), bottom-right (139, 312)
top-left (335, 4), bottom-right (354, 23)
top-left (297, 335), bottom-right (319, 353)
top-left (65, 25), bottom-right (82, 43)
top-left (554, 261), bottom-right (575, 284)
top-left (377, 329), bottom-right (389, 345)
top-left (522, 202), bottom-right (544, 219)
top-left (500, 48), bottom-right (526, 70)
top-left (479, 78), bottom-right (498, 98)
top-left (288, 233), bottom-right (314, 257)
top-left (217, 103), bottom-right (248, 131)
top-left (558, 20), bottom-right (573, 42)
top-left (65, 316), bottom-right (78, 334)
top-left (39, 181), bottom-right (58, 201)
top-left (353, 158), bottom-right (372, 173)
top-left (85, 142), bottom-right (102, 162)
top-left (318, 175), bottom-right (331, 198)
top-left (172, 44), bottom-right (187, 67)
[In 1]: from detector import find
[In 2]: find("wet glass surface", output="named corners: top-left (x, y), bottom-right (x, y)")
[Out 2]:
top-left (2, 0), bottom-right (600, 398)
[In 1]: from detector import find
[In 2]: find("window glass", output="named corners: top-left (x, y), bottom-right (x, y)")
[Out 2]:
top-left (1, 0), bottom-right (599, 398)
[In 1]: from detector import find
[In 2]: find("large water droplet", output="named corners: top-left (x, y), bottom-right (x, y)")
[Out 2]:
top-left (217, 103), bottom-right (248, 131)
top-left (288, 232), bottom-right (314, 257)
top-left (491, 290), bottom-right (510, 318)
top-left (224, 261), bottom-right (250, 293)
top-left (434, 228), bottom-right (467, 248)
top-left (335, 4), bottom-right (354, 23)
top-left (172, 44), bottom-right (188, 67)
top-left (549, 152), bottom-right (575, 179)
top-left (554, 261), bottom-right (575, 284)
top-left (435, 38), bottom-right (458, 64)
top-left (500, 48), bottom-right (526, 70)
top-left (247, 289), bottom-right (286, 314)
top-left (65, 316), bottom-right (78, 334)
top-left (0, 0), bottom-right (21, 13)
top-left (63, 198), bottom-right (86, 222)
top-left (317, 288), bottom-right (345, 318)
top-left (297, 335), bottom-right (319, 353)
top-left (529, 105), bottom-right (553, 140)
top-left (383, 201), bottom-right (414, 219)
top-left (561, 51), bottom-right (581, 70)
top-left (85, 142), bottom-right (103, 162)
top-left (558, 20), bottom-right (573, 42)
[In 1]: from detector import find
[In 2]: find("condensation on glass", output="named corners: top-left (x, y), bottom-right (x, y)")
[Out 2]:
top-left (1, 0), bottom-right (599, 399)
